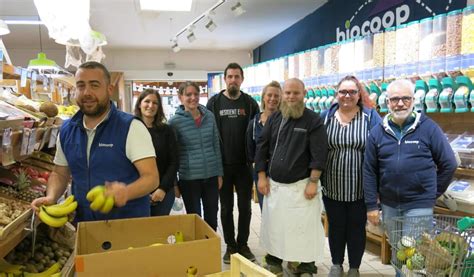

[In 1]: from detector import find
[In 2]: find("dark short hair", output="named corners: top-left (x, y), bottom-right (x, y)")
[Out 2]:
top-left (224, 62), bottom-right (244, 78)
top-left (178, 81), bottom-right (201, 96)
top-left (134, 89), bottom-right (166, 127)
top-left (78, 61), bottom-right (111, 85)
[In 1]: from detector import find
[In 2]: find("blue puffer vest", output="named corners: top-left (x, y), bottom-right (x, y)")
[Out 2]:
top-left (60, 103), bottom-right (149, 222)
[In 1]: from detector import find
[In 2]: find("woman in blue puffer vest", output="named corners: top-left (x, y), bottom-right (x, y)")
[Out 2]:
top-left (169, 81), bottom-right (223, 230)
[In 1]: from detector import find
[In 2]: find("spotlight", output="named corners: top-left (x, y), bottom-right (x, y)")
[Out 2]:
top-left (171, 41), bottom-right (180, 53)
top-left (205, 17), bottom-right (217, 32)
top-left (186, 31), bottom-right (196, 43)
top-left (231, 2), bottom-right (246, 17)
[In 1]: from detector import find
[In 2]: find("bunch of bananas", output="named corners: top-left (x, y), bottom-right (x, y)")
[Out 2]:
top-left (38, 195), bottom-right (77, 228)
top-left (23, 263), bottom-right (60, 277)
top-left (0, 259), bottom-right (24, 276)
top-left (86, 186), bottom-right (115, 213)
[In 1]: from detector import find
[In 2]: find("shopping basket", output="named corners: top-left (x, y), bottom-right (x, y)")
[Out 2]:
top-left (387, 215), bottom-right (473, 277)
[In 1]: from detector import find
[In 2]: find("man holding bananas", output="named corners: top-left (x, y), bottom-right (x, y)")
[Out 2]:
top-left (31, 61), bottom-right (159, 222)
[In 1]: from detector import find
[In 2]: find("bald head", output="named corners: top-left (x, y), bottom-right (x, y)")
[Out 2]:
top-left (386, 79), bottom-right (415, 98)
top-left (284, 78), bottom-right (305, 92)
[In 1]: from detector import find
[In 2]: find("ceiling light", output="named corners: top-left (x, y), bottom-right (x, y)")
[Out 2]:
top-left (4, 19), bottom-right (43, 25)
top-left (171, 42), bottom-right (181, 53)
top-left (0, 20), bottom-right (10, 35)
top-left (139, 0), bottom-right (193, 11)
top-left (28, 52), bottom-right (57, 70)
top-left (186, 31), bottom-right (196, 43)
top-left (231, 2), bottom-right (246, 17)
top-left (205, 18), bottom-right (217, 32)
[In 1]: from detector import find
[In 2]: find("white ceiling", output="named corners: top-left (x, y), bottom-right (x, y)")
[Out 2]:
top-left (0, 0), bottom-right (326, 52)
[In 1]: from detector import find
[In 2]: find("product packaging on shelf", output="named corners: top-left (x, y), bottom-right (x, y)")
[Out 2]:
top-left (74, 214), bottom-right (221, 276)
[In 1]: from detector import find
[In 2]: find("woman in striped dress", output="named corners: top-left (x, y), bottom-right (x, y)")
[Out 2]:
top-left (320, 75), bottom-right (382, 277)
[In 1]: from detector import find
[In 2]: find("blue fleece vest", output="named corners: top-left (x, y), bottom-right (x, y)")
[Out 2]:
top-left (60, 103), bottom-right (149, 222)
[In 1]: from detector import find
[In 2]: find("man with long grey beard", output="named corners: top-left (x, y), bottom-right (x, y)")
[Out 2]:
top-left (255, 78), bottom-right (328, 276)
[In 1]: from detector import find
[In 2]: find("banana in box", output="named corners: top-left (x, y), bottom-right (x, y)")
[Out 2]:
top-left (74, 214), bottom-right (221, 276)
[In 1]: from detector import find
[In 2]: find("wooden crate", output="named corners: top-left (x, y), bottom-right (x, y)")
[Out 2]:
top-left (205, 253), bottom-right (276, 277)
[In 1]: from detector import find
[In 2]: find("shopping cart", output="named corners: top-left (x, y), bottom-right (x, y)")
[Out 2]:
top-left (387, 215), bottom-right (473, 277)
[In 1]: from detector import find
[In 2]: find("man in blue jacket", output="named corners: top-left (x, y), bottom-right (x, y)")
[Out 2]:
top-left (364, 79), bottom-right (457, 231)
top-left (32, 61), bottom-right (159, 222)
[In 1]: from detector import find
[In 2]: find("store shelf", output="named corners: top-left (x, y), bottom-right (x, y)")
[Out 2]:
top-left (0, 221), bottom-right (31, 258)
top-left (366, 231), bottom-right (391, 265)
top-left (434, 205), bottom-right (473, 217)
top-left (455, 168), bottom-right (474, 178)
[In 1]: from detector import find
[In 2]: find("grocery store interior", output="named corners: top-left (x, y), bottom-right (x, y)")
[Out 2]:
top-left (1, 0), bottom-right (474, 276)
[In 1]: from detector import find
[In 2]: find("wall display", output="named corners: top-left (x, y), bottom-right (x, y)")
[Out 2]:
top-left (254, 0), bottom-right (467, 63)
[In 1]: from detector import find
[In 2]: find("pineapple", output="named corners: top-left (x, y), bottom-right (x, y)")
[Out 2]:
top-left (14, 169), bottom-right (42, 202)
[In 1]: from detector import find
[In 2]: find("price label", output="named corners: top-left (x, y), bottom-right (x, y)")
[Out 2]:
top-left (20, 128), bottom-right (32, 156)
top-left (20, 69), bottom-right (28, 88)
top-left (48, 127), bottom-right (59, 148)
top-left (28, 129), bottom-right (37, 155)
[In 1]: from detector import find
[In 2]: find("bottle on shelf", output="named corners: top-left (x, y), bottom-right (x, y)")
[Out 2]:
top-left (439, 76), bottom-right (457, 113)
top-left (318, 88), bottom-right (329, 113)
top-left (425, 78), bottom-right (442, 113)
top-left (414, 79), bottom-right (429, 112)
top-left (325, 87), bottom-right (336, 110)
top-left (378, 82), bottom-right (389, 113)
top-left (312, 88), bottom-right (322, 113)
top-left (454, 76), bottom-right (473, 113)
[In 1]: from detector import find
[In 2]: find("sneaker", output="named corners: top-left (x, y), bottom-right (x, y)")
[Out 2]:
top-left (263, 262), bottom-right (283, 276)
top-left (347, 268), bottom-right (360, 277)
top-left (223, 246), bottom-right (237, 264)
top-left (238, 245), bottom-right (256, 262)
top-left (328, 265), bottom-right (343, 277)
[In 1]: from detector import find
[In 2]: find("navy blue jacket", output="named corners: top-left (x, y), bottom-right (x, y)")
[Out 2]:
top-left (60, 103), bottom-right (150, 222)
top-left (169, 105), bottom-right (223, 180)
top-left (363, 112), bottom-right (457, 211)
top-left (246, 112), bottom-right (263, 163)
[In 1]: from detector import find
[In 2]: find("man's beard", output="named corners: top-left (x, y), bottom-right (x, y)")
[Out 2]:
top-left (280, 100), bottom-right (305, 119)
top-left (78, 98), bottom-right (109, 117)
top-left (227, 85), bottom-right (239, 98)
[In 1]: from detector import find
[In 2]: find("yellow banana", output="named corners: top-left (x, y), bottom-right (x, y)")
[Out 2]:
top-left (0, 259), bottom-right (24, 274)
top-left (23, 263), bottom-right (60, 277)
top-left (90, 192), bottom-right (105, 211)
top-left (60, 194), bottom-right (75, 206)
top-left (175, 231), bottom-right (184, 243)
top-left (186, 266), bottom-right (198, 276)
top-left (149, 243), bottom-right (163, 247)
top-left (50, 273), bottom-right (61, 277)
top-left (43, 201), bottom-right (78, 217)
top-left (86, 185), bottom-right (105, 201)
top-left (39, 206), bottom-right (68, 228)
top-left (99, 196), bottom-right (114, 213)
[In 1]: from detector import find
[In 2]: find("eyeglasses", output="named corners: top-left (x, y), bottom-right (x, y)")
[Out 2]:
top-left (388, 96), bottom-right (414, 105)
top-left (337, 89), bottom-right (359, 96)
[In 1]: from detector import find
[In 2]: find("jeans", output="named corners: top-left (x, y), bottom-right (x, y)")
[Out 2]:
top-left (178, 176), bottom-right (219, 231)
top-left (323, 196), bottom-right (367, 268)
top-left (150, 188), bottom-right (175, 216)
top-left (381, 205), bottom-right (433, 277)
top-left (220, 164), bottom-right (253, 248)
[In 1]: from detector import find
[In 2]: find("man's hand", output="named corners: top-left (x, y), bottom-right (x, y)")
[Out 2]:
top-left (218, 176), bottom-right (223, 190)
top-left (258, 177), bottom-right (270, 195)
top-left (367, 210), bottom-right (380, 225)
top-left (304, 182), bottom-right (318, 200)
top-left (151, 188), bottom-right (166, 202)
top-left (105, 181), bottom-right (129, 207)
top-left (31, 196), bottom-right (56, 212)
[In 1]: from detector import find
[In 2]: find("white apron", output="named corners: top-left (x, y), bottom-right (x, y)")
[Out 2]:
top-left (260, 178), bottom-right (325, 263)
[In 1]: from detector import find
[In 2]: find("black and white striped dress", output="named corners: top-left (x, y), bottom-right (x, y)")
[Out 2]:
top-left (322, 110), bottom-right (367, 202)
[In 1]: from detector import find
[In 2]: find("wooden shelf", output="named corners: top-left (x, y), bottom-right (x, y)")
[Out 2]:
top-left (366, 231), bottom-right (391, 264)
top-left (455, 168), bottom-right (474, 178)
top-left (0, 221), bottom-right (30, 258)
top-left (434, 205), bottom-right (473, 217)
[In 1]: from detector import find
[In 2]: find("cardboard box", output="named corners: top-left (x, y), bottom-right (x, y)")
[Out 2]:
top-left (74, 214), bottom-right (221, 277)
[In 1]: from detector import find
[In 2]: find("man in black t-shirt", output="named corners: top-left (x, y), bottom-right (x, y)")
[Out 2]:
top-left (207, 62), bottom-right (259, 264)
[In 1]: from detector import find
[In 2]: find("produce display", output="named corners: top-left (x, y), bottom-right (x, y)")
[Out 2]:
top-left (394, 231), bottom-right (471, 276)
top-left (0, 167), bottom-right (46, 203)
top-left (0, 197), bottom-right (29, 230)
top-left (2, 226), bottom-right (73, 275)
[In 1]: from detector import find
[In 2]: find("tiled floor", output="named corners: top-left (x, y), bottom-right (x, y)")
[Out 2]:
top-left (215, 198), bottom-right (396, 276)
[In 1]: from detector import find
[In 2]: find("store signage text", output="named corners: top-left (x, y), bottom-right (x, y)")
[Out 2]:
top-left (336, 4), bottom-right (410, 41)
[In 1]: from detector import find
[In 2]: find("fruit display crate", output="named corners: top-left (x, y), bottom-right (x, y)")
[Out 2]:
top-left (0, 195), bottom-right (32, 241)
top-left (205, 254), bottom-right (276, 277)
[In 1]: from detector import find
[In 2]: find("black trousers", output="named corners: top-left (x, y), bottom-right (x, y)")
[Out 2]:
top-left (219, 164), bottom-right (253, 248)
top-left (179, 176), bottom-right (219, 231)
top-left (323, 196), bottom-right (367, 268)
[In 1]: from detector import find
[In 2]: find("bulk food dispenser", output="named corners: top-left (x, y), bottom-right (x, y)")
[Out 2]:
top-left (439, 76), bottom-right (457, 113)
top-left (425, 78), bottom-right (442, 113)
top-left (318, 88), bottom-right (328, 113)
top-left (454, 76), bottom-right (472, 113)
top-left (378, 82), bottom-right (389, 113)
top-left (414, 79), bottom-right (428, 112)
